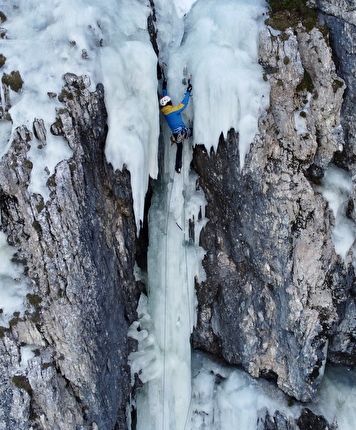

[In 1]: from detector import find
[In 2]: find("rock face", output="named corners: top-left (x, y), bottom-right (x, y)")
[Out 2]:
top-left (258, 407), bottom-right (334, 430)
top-left (317, 0), bottom-right (356, 369)
top-left (0, 74), bottom-right (139, 429)
top-left (319, 0), bottom-right (356, 168)
top-left (0, 1), bottom-right (355, 429)
top-left (191, 8), bottom-right (355, 405)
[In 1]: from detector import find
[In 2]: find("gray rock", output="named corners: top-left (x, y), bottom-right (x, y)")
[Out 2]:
top-left (0, 74), bottom-right (139, 429)
top-left (258, 407), bottom-right (335, 430)
top-left (32, 118), bottom-right (47, 147)
top-left (191, 21), bottom-right (351, 402)
top-left (323, 13), bottom-right (356, 169)
top-left (318, 0), bottom-right (356, 368)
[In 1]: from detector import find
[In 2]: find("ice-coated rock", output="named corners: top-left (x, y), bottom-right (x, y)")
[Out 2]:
top-left (191, 15), bottom-right (353, 403)
top-left (0, 74), bottom-right (139, 429)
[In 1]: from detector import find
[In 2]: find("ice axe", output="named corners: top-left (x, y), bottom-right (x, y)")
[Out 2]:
top-left (185, 75), bottom-right (192, 96)
top-left (161, 62), bottom-right (167, 81)
top-left (182, 67), bottom-right (192, 85)
top-left (182, 66), bottom-right (192, 86)
top-left (182, 69), bottom-right (192, 95)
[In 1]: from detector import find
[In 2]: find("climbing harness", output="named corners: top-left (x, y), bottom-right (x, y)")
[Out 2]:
top-left (171, 126), bottom-right (191, 145)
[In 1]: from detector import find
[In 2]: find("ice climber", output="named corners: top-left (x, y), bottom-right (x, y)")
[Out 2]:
top-left (160, 70), bottom-right (192, 174)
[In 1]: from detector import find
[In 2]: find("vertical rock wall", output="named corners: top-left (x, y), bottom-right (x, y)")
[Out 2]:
top-left (191, 6), bottom-right (355, 404)
top-left (0, 74), bottom-right (139, 429)
top-left (316, 0), bottom-right (356, 368)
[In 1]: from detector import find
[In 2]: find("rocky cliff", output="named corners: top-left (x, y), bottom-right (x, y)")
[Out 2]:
top-left (191, 0), bottom-right (356, 424)
top-left (0, 0), bottom-right (355, 429)
top-left (0, 74), bottom-right (139, 429)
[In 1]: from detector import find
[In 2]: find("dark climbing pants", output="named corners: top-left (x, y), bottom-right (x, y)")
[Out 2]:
top-left (173, 127), bottom-right (192, 172)
top-left (175, 141), bottom-right (183, 171)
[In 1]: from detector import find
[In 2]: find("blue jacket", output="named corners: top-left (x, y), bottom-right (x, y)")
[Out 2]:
top-left (161, 89), bottom-right (190, 132)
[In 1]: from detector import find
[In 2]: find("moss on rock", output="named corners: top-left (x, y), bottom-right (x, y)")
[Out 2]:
top-left (296, 69), bottom-right (314, 93)
top-left (266, 0), bottom-right (318, 32)
top-left (2, 70), bottom-right (24, 92)
top-left (0, 54), bottom-right (6, 68)
top-left (12, 375), bottom-right (33, 395)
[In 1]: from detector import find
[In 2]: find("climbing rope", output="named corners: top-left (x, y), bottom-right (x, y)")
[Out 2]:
top-left (182, 145), bottom-right (194, 430)
top-left (161, 145), bottom-right (179, 429)
top-left (155, 59), bottom-right (196, 429)
top-left (172, 143), bottom-right (196, 429)
top-left (161, 170), bottom-right (174, 430)
top-left (161, 141), bottom-right (195, 430)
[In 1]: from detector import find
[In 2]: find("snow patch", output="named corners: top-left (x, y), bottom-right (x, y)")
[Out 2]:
top-left (317, 164), bottom-right (356, 260)
top-left (0, 230), bottom-right (30, 327)
top-left (27, 135), bottom-right (73, 202)
top-left (0, 120), bottom-right (13, 159)
top-left (294, 93), bottom-right (312, 136)
top-left (19, 345), bottom-right (36, 370)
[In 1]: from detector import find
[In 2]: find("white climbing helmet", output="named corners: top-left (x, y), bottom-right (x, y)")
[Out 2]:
top-left (160, 95), bottom-right (171, 107)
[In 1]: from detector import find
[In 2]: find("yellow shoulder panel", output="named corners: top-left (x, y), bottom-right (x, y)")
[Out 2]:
top-left (161, 103), bottom-right (184, 115)
top-left (170, 103), bottom-right (184, 113)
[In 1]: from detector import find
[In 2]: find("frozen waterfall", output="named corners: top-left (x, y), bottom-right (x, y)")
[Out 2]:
top-left (128, 0), bottom-right (356, 429)
top-left (129, 0), bottom-right (269, 427)
top-left (0, 0), bottom-right (355, 428)
top-left (131, 135), bottom-right (206, 429)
